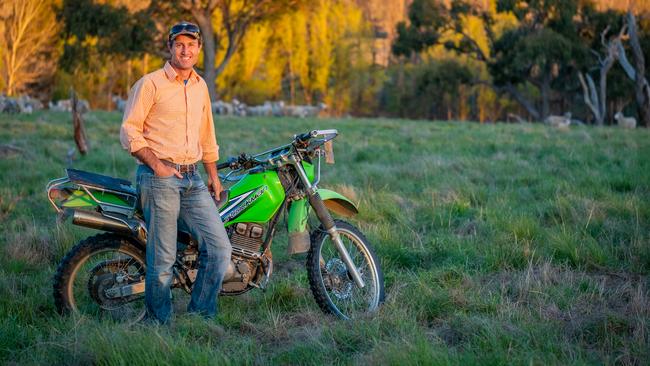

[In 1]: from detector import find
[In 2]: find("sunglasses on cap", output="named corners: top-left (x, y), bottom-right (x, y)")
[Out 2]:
top-left (168, 22), bottom-right (201, 42)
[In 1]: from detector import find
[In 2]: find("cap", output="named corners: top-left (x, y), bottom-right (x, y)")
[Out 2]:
top-left (168, 22), bottom-right (201, 43)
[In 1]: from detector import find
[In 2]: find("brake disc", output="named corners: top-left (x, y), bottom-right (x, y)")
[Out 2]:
top-left (325, 258), bottom-right (353, 300)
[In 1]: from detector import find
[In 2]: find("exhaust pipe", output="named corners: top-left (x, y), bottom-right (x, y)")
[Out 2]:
top-left (69, 209), bottom-right (146, 243)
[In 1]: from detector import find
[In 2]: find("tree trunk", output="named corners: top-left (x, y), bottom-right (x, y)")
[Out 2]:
top-left (597, 60), bottom-right (614, 126)
top-left (540, 75), bottom-right (551, 121)
top-left (142, 53), bottom-right (148, 75)
top-left (578, 72), bottom-right (602, 125)
top-left (193, 9), bottom-right (218, 102)
top-left (71, 89), bottom-right (88, 155)
top-left (627, 12), bottom-right (650, 127)
top-left (503, 83), bottom-right (540, 121)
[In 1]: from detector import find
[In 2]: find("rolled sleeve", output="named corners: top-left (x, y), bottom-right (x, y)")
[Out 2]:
top-left (120, 77), bottom-right (155, 154)
top-left (200, 90), bottom-right (219, 163)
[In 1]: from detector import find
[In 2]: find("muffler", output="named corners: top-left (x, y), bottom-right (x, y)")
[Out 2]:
top-left (68, 209), bottom-right (146, 243)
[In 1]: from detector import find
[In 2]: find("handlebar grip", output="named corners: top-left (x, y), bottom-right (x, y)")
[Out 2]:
top-left (295, 131), bottom-right (314, 144)
top-left (216, 161), bottom-right (230, 170)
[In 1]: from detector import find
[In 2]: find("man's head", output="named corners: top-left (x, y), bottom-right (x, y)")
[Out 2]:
top-left (168, 22), bottom-right (201, 72)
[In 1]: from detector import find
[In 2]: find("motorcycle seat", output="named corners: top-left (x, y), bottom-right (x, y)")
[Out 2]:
top-left (66, 169), bottom-right (137, 196)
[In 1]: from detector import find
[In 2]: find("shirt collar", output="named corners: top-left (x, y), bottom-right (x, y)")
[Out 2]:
top-left (164, 61), bottom-right (200, 83)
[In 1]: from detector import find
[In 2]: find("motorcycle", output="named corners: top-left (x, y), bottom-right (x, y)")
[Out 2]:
top-left (47, 129), bottom-right (384, 322)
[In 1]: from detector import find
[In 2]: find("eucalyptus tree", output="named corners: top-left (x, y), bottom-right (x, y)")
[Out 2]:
top-left (153, 0), bottom-right (302, 102)
top-left (393, 0), bottom-right (591, 121)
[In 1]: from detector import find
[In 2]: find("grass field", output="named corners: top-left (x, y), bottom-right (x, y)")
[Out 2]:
top-left (0, 111), bottom-right (649, 365)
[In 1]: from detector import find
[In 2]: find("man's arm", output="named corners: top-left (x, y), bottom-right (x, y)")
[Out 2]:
top-left (120, 77), bottom-right (181, 178)
top-left (199, 81), bottom-right (221, 195)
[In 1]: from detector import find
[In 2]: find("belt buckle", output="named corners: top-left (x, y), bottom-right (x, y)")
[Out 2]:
top-left (179, 163), bottom-right (196, 174)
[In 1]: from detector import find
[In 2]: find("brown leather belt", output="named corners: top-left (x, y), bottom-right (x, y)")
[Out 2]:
top-left (160, 160), bottom-right (198, 173)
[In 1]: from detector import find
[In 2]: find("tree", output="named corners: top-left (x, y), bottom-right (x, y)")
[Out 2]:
top-left (392, 0), bottom-right (591, 120)
top-left (382, 60), bottom-right (473, 120)
top-left (57, 0), bottom-right (157, 108)
top-left (213, 0), bottom-right (374, 114)
top-left (157, 0), bottom-right (301, 101)
top-left (58, 0), bottom-right (155, 71)
top-left (577, 24), bottom-right (627, 126)
top-left (625, 11), bottom-right (650, 127)
top-left (489, 27), bottom-right (577, 120)
top-left (0, 0), bottom-right (59, 97)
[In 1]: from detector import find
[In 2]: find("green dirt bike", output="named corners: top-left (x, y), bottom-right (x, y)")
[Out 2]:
top-left (47, 129), bottom-right (384, 322)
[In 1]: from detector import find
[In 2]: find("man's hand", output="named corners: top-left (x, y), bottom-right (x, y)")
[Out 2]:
top-left (207, 176), bottom-right (223, 198)
top-left (204, 161), bottom-right (222, 198)
top-left (154, 164), bottom-right (182, 179)
top-left (132, 147), bottom-right (182, 178)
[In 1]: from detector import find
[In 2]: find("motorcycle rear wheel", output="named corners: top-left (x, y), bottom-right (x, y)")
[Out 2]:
top-left (307, 220), bottom-right (385, 319)
top-left (53, 233), bottom-right (147, 323)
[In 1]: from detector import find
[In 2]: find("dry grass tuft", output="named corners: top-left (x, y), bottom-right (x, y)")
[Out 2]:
top-left (481, 261), bottom-right (649, 359)
top-left (4, 229), bottom-right (54, 265)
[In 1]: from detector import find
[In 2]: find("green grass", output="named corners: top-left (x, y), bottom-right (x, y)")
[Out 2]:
top-left (1, 111), bottom-right (649, 364)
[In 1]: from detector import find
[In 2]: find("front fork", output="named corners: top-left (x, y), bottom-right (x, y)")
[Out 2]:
top-left (290, 156), bottom-right (366, 288)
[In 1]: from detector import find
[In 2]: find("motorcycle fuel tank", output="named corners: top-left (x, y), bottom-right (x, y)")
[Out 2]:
top-left (219, 170), bottom-right (285, 226)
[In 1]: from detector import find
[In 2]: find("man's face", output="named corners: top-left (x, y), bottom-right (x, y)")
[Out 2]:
top-left (169, 34), bottom-right (201, 71)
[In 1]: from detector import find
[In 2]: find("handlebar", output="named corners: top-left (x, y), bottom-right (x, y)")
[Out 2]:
top-left (216, 129), bottom-right (338, 171)
top-left (216, 154), bottom-right (251, 171)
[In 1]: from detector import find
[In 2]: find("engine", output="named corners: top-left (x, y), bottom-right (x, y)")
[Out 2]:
top-left (177, 222), bottom-right (270, 294)
top-left (230, 222), bottom-right (264, 255)
top-left (221, 222), bottom-right (267, 293)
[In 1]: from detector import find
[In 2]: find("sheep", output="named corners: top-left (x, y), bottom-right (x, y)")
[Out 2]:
top-left (48, 99), bottom-right (89, 113)
top-left (544, 112), bottom-right (571, 128)
top-left (212, 100), bottom-right (233, 115)
top-left (285, 102), bottom-right (327, 118)
top-left (0, 96), bottom-right (20, 114)
top-left (614, 112), bottom-right (636, 129)
top-left (232, 99), bottom-right (248, 116)
top-left (271, 101), bottom-right (285, 117)
top-left (246, 101), bottom-right (273, 116)
top-left (112, 95), bottom-right (127, 112)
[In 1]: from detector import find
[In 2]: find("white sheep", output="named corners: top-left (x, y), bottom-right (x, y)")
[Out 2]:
top-left (246, 101), bottom-right (273, 116)
top-left (212, 100), bottom-right (233, 115)
top-left (285, 102), bottom-right (327, 118)
top-left (544, 112), bottom-right (571, 128)
top-left (614, 112), bottom-right (636, 129)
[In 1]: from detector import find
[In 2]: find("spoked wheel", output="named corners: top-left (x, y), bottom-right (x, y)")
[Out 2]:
top-left (53, 233), bottom-right (147, 323)
top-left (307, 220), bottom-right (384, 319)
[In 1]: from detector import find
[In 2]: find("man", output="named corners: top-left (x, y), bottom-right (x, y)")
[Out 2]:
top-left (120, 21), bottom-right (231, 324)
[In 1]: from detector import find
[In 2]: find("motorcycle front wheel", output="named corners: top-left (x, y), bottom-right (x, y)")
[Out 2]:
top-left (307, 220), bottom-right (385, 319)
top-left (53, 233), bottom-right (147, 323)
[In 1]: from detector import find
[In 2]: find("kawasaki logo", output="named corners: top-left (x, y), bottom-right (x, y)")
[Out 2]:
top-left (220, 186), bottom-right (268, 223)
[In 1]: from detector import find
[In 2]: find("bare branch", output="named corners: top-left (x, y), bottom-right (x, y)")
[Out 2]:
top-left (600, 25), bottom-right (611, 48)
top-left (578, 71), bottom-right (600, 121)
top-left (615, 40), bottom-right (636, 80)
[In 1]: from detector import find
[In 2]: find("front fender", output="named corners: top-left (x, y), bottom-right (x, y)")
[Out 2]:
top-left (318, 189), bottom-right (359, 217)
top-left (286, 189), bottom-right (358, 255)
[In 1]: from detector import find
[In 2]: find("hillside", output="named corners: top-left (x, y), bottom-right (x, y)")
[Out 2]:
top-left (0, 112), bottom-right (648, 364)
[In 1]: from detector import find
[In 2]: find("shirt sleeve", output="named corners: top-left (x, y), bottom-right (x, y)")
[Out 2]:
top-left (120, 77), bottom-right (155, 154)
top-left (199, 85), bottom-right (219, 163)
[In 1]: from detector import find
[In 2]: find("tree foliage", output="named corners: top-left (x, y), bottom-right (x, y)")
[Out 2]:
top-left (0, 0), bottom-right (59, 97)
top-left (58, 0), bottom-right (155, 71)
top-left (393, 0), bottom-right (597, 120)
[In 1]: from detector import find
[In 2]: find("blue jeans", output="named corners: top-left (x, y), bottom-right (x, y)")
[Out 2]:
top-left (136, 164), bottom-right (231, 323)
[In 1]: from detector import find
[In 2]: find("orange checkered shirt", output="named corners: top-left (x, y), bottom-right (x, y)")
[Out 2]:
top-left (120, 61), bottom-right (218, 164)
